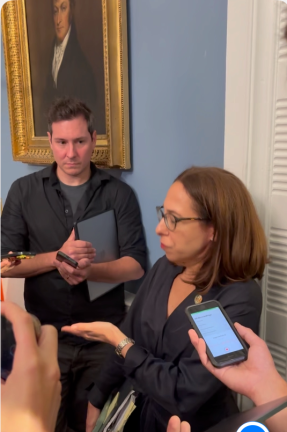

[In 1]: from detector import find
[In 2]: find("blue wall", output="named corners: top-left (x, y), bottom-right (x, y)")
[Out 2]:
top-left (1, 0), bottom-right (227, 267)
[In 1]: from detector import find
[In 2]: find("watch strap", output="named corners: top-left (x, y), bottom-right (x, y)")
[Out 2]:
top-left (115, 337), bottom-right (135, 357)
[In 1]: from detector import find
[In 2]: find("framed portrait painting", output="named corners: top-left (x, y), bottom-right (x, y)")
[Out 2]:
top-left (1, 0), bottom-right (131, 168)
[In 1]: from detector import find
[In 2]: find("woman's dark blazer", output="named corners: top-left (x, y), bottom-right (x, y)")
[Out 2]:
top-left (89, 256), bottom-right (262, 432)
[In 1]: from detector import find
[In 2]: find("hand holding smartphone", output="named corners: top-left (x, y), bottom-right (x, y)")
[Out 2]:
top-left (185, 300), bottom-right (248, 368)
top-left (56, 251), bottom-right (78, 269)
top-left (1, 252), bottom-right (36, 274)
top-left (1, 251), bottom-right (36, 260)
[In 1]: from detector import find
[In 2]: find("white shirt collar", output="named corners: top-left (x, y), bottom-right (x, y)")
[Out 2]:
top-left (52, 25), bottom-right (72, 87)
top-left (55, 24), bottom-right (71, 53)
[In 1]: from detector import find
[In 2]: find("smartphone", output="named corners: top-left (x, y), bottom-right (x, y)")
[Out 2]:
top-left (1, 314), bottom-right (41, 380)
top-left (56, 251), bottom-right (78, 269)
top-left (1, 251), bottom-right (36, 260)
top-left (185, 300), bottom-right (248, 368)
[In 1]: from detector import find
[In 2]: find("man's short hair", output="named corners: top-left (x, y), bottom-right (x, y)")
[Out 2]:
top-left (47, 97), bottom-right (95, 137)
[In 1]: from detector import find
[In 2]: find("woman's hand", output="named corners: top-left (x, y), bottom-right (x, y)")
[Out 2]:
top-left (167, 416), bottom-right (191, 432)
top-left (86, 402), bottom-right (101, 432)
top-left (62, 321), bottom-right (126, 347)
top-left (1, 301), bottom-right (61, 432)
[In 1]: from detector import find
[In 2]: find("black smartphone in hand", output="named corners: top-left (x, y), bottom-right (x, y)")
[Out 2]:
top-left (1, 251), bottom-right (36, 260)
top-left (56, 251), bottom-right (78, 269)
top-left (185, 300), bottom-right (248, 368)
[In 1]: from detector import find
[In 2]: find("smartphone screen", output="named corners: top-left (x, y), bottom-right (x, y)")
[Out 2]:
top-left (186, 300), bottom-right (247, 367)
top-left (190, 306), bottom-right (244, 357)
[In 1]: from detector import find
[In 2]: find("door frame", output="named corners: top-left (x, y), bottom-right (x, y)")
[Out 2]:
top-left (224, 0), bottom-right (281, 335)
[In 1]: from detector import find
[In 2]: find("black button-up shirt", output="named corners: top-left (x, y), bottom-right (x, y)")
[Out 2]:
top-left (1, 163), bottom-right (147, 344)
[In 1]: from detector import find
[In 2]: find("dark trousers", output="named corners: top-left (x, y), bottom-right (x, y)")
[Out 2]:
top-left (55, 341), bottom-right (113, 432)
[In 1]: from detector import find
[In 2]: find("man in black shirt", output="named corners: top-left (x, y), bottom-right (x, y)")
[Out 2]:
top-left (1, 97), bottom-right (147, 432)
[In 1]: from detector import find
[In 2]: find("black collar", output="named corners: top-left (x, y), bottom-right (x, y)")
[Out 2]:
top-left (42, 162), bottom-right (111, 188)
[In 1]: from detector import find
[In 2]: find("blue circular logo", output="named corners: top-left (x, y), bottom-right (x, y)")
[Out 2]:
top-left (237, 422), bottom-right (269, 432)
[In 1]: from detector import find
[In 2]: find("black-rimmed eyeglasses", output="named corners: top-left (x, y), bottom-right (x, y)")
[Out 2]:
top-left (156, 206), bottom-right (208, 231)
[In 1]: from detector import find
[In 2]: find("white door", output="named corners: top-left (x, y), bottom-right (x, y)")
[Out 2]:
top-left (225, 0), bottom-right (287, 407)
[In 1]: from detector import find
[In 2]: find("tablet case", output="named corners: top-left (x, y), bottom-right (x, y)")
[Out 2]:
top-left (75, 210), bottom-right (120, 301)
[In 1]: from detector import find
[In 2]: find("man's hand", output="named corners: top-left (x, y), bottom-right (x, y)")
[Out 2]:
top-left (59, 229), bottom-right (96, 262)
top-left (189, 323), bottom-right (287, 405)
top-left (167, 416), bottom-right (191, 432)
top-left (1, 302), bottom-right (61, 432)
top-left (86, 402), bottom-right (101, 432)
top-left (54, 257), bottom-right (92, 285)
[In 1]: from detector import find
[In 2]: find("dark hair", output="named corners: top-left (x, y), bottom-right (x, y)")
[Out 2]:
top-left (175, 166), bottom-right (268, 292)
top-left (47, 97), bottom-right (94, 137)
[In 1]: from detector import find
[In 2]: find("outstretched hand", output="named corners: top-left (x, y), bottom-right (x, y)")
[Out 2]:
top-left (62, 321), bottom-right (124, 346)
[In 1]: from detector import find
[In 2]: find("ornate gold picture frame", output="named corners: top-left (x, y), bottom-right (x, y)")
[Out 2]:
top-left (1, 0), bottom-right (130, 168)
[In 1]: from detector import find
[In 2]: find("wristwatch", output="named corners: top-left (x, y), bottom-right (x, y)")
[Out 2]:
top-left (115, 337), bottom-right (135, 357)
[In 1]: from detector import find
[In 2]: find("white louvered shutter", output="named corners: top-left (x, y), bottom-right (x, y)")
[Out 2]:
top-left (263, 2), bottom-right (287, 380)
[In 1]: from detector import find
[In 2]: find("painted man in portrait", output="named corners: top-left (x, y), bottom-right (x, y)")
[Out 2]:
top-left (40, 0), bottom-right (102, 134)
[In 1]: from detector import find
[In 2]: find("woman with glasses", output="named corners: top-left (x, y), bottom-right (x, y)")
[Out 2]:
top-left (62, 166), bottom-right (267, 432)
